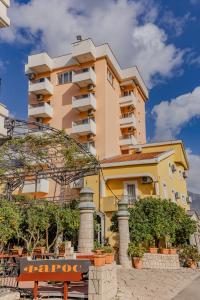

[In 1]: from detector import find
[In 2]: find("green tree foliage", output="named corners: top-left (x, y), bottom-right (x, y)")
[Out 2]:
top-left (111, 198), bottom-right (197, 247)
top-left (0, 199), bottom-right (80, 252)
top-left (0, 200), bottom-right (21, 249)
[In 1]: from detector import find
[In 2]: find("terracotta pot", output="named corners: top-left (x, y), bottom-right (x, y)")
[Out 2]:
top-left (160, 248), bottom-right (169, 254)
top-left (94, 255), bottom-right (106, 267)
top-left (34, 247), bottom-right (46, 255)
top-left (149, 247), bottom-right (158, 254)
top-left (188, 260), bottom-right (197, 269)
top-left (133, 257), bottom-right (143, 269)
top-left (169, 248), bottom-right (177, 255)
top-left (105, 253), bottom-right (114, 264)
top-left (11, 248), bottom-right (23, 256)
top-left (95, 249), bottom-right (102, 255)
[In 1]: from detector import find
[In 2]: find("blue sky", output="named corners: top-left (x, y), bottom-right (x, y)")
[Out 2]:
top-left (0, 0), bottom-right (200, 192)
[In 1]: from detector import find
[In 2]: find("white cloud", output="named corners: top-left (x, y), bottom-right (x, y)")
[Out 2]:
top-left (152, 86), bottom-right (200, 140)
top-left (0, 0), bottom-right (184, 87)
top-left (187, 150), bottom-right (200, 194)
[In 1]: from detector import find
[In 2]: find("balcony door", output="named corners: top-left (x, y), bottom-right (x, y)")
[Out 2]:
top-left (124, 181), bottom-right (137, 204)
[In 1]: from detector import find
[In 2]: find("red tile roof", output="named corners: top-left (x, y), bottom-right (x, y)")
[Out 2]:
top-left (101, 151), bottom-right (166, 164)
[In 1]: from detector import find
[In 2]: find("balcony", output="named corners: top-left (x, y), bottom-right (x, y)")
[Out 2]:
top-left (22, 179), bottom-right (49, 195)
top-left (26, 53), bottom-right (53, 74)
top-left (28, 102), bottom-right (53, 118)
top-left (72, 118), bottom-right (96, 136)
top-left (0, 0), bottom-right (10, 28)
top-left (72, 93), bottom-right (96, 111)
top-left (72, 39), bottom-right (96, 63)
top-left (82, 142), bottom-right (97, 156)
top-left (0, 103), bottom-right (8, 136)
top-left (72, 67), bottom-right (96, 88)
top-left (29, 78), bottom-right (54, 95)
top-left (120, 113), bottom-right (136, 128)
top-left (119, 93), bottom-right (137, 108)
top-left (119, 135), bottom-right (137, 146)
top-left (101, 195), bottom-right (136, 212)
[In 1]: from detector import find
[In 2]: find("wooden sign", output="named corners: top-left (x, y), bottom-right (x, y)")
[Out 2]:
top-left (20, 258), bottom-right (91, 274)
top-left (18, 258), bottom-right (91, 300)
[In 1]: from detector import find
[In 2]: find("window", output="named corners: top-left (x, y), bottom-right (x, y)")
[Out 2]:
top-left (124, 181), bottom-right (137, 204)
top-left (58, 71), bottom-right (72, 85)
top-left (163, 183), bottom-right (168, 199)
top-left (169, 163), bottom-right (172, 177)
top-left (171, 190), bottom-right (176, 202)
top-left (182, 195), bottom-right (186, 204)
top-left (124, 90), bottom-right (133, 96)
top-left (107, 69), bottom-right (114, 85)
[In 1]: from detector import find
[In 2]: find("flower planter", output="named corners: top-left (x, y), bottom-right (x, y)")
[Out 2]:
top-left (187, 259), bottom-right (197, 269)
top-left (169, 248), bottom-right (177, 255)
top-left (95, 249), bottom-right (103, 255)
top-left (105, 253), bottom-right (114, 264)
top-left (94, 254), bottom-right (106, 267)
top-left (11, 248), bottom-right (23, 256)
top-left (149, 247), bottom-right (158, 254)
top-left (160, 248), bottom-right (169, 254)
top-left (34, 247), bottom-right (46, 255)
top-left (133, 257), bottom-right (143, 269)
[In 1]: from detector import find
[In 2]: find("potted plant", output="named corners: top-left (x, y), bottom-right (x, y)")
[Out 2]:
top-left (149, 239), bottom-right (158, 254)
top-left (160, 247), bottom-right (169, 254)
top-left (11, 245), bottom-right (23, 256)
top-left (93, 252), bottom-right (106, 267)
top-left (93, 242), bottom-right (104, 255)
top-left (128, 243), bottom-right (145, 269)
top-left (168, 247), bottom-right (177, 255)
top-left (34, 240), bottom-right (46, 255)
top-left (179, 245), bottom-right (200, 269)
top-left (103, 246), bottom-right (114, 264)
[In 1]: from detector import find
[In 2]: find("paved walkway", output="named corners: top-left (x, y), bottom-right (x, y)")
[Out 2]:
top-left (115, 268), bottom-right (200, 300)
top-left (173, 275), bottom-right (200, 300)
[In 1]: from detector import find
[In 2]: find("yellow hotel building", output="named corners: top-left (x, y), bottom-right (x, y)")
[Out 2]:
top-left (85, 140), bottom-right (191, 243)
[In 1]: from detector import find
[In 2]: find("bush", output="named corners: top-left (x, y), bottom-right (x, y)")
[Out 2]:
top-left (111, 198), bottom-right (197, 247)
top-left (179, 245), bottom-right (200, 263)
top-left (128, 243), bottom-right (146, 258)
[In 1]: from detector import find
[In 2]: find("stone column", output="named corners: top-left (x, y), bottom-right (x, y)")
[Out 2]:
top-left (78, 187), bottom-right (95, 253)
top-left (154, 181), bottom-right (160, 196)
top-left (117, 200), bottom-right (131, 268)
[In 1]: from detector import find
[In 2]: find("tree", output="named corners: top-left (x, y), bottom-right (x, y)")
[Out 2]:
top-left (110, 197), bottom-right (197, 247)
top-left (0, 200), bottom-right (21, 251)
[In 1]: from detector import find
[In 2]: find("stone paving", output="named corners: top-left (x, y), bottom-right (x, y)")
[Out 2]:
top-left (114, 267), bottom-right (200, 300)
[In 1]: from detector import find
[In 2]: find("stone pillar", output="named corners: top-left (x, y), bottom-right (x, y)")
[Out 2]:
top-left (117, 200), bottom-right (131, 268)
top-left (78, 187), bottom-right (95, 253)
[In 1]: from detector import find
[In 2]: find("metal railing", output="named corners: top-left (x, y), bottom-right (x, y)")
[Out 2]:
top-left (73, 117), bottom-right (95, 126)
top-left (120, 112), bottom-right (134, 119)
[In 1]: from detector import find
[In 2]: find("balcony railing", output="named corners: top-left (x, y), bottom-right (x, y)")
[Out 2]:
top-left (72, 118), bottom-right (96, 136)
top-left (28, 102), bottom-right (53, 118)
top-left (119, 92), bottom-right (137, 107)
top-left (72, 39), bottom-right (96, 63)
top-left (82, 142), bottom-right (97, 156)
top-left (72, 67), bottom-right (96, 88)
top-left (26, 52), bottom-right (53, 73)
top-left (29, 78), bottom-right (54, 95)
top-left (72, 93), bottom-right (96, 111)
top-left (0, 0), bottom-right (10, 28)
top-left (101, 195), bottom-right (137, 212)
top-left (119, 134), bottom-right (137, 146)
top-left (120, 113), bottom-right (136, 128)
top-left (21, 179), bottom-right (49, 194)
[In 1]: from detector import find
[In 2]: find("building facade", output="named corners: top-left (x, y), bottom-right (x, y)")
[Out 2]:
top-left (26, 38), bottom-right (148, 161)
top-left (84, 140), bottom-right (191, 244)
top-left (0, 0), bottom-right (10, 28)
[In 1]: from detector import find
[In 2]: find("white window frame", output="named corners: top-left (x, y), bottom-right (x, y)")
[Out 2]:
top-left (58, 71), bottom-right (72, 85)
top-left (162, 182), bottom-right (168, 199)
top-left (123, 180), bottom-right (138, 201)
